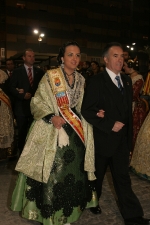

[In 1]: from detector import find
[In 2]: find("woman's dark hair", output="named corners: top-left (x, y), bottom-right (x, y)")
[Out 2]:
top-left (102, 42), bottom-right (123, 57)
top-left (57, 41), bottom-right (80, 65)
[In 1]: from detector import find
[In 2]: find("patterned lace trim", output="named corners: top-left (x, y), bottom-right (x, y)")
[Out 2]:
top-left (62, 69), bottom-right (84, 108)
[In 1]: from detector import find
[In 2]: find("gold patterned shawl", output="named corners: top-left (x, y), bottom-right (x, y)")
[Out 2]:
top-left (15, 68), bottom-right (96, 183)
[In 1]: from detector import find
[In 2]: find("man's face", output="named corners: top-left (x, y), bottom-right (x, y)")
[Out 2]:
top-left (23, 51), bottom-right (35, 67)
top-left (104, 46), bottom-right (124, 74)
top-left (6, 60), bottom-right (14, 71)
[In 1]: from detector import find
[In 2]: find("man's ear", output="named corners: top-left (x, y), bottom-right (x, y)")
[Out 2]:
top-left (103, 56), bottom-right (108, 64)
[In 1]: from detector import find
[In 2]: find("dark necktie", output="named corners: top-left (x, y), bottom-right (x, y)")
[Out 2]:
top-left (9, 71), bottom-right (12, 77)
top-left (28, 68), bottom-right (33, 86)
top-left (115, 76), bottom-right (123, 94)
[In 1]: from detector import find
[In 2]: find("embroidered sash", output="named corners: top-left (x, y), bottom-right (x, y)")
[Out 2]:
top-left (0, 90), bottom-right (12, 109)
top-left (47, 68), bottom-right (84, 143)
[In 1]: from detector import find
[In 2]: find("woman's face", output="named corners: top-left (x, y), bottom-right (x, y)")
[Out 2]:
top-left (61, 45), bottom-right (81, 72)
top-left (123, 62), bottom-right (130, 74)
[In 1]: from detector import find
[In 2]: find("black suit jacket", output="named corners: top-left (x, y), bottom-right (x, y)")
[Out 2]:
top-left (81, 69), bottom-right (133, 157)
top-left (9, 65), bottom-right (44, 116)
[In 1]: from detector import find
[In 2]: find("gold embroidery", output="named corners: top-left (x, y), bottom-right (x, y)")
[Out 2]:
top-left (28, 209), bottom-right (38, 220)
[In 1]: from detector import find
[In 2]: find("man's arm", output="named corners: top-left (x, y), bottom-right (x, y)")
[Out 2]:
top-left (9, 69), bottom-right (27, 100)
top-left (81, 76), bottom-right (115, 134)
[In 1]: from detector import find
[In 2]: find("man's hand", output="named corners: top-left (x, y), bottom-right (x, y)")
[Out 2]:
top-left (16, 88), bottom-right (24, 93)
top-left (24, 92), bottom-right (32, 99)
top-left (112, 121), bottom-right (124, 132)
top-left (97, 109), bottom-right (105, 118)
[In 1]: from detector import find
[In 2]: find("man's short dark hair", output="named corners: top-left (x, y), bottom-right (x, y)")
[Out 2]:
top-left (23, 48), bottom-right (34, 57)
top-left (102, 42), bottom-right (123, 57)
top-left (6, 58), bottom-right (14, 64)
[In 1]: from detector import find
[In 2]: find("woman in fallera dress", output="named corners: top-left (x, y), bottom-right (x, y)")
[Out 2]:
top-left (130, 110), bottom-right (150, 180)
top-left (10, 41), bottom-right (98, 225)
top-left (123, 60), bottom-right (148, 155)
top-left (0, 69), bottom-right (15, 161)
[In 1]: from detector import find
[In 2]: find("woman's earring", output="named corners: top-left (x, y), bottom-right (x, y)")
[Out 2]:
top-left (61, 61), bottom-right (64, 68)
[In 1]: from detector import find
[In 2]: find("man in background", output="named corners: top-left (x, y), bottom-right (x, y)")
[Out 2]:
top-left (9, 48), bottom-right (44, 154)
top-left (3, 59), bottom-right (15, 103)
top-left (80, 61), bottom-right (92, 80)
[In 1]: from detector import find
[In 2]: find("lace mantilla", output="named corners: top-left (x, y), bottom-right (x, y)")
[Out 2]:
top-left (64, 70), bottom-right (85, 108)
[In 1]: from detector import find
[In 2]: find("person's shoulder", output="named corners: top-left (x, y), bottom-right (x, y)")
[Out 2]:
top-left (136, 74), bottom-right (143, 80)
top-left (91, 72), bottom-right (104, 80)
top-left (13, 65), bottom-right (25, 74)
top-left (34, 66), bottom-right (44, 74)
top-left (121, 73), bottom-right (131, 81)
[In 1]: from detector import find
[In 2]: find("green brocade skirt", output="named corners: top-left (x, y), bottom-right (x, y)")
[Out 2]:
top-left (11, 123), bottom-right (98, 225)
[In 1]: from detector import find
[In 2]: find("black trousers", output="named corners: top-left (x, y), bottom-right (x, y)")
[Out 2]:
top-left (95, 138), bottom-right (143, 219)
top-left (15, 115), bottom-right (33, 153)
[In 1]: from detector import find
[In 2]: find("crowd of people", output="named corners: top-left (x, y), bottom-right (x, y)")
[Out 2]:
top-left (0, 41), bottom-right (150, 225)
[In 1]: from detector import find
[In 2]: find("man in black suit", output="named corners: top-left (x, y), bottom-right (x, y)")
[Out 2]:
top-left (81, 42), bottom-right (150, 225)
top-left (9, 48), bottom-right (44, 154)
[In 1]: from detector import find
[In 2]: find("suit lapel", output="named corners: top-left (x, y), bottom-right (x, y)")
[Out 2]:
top-left (121, 74), bottom-right (132, 107)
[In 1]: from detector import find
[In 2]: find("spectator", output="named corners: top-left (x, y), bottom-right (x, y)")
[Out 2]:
top-left (0, 69), bottom-right (14, 161)
top-left (123, 60), bottom-right (148, 155)
top-left (9, 48), bottom-right (44, 154)
top-left (91, 61), bottom-right (100, 75)
top-left (80, 61), bottom-right (92, 80)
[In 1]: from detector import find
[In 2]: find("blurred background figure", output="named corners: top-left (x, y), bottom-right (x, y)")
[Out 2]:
top-left (80, 60), bottom-right (92, 80)
top-left (77, 61), bottom-right (83, 72)
top-left (91, 61), bottom-right (100, 75)
top-left (43, 64), bottom-right (51, 73)
top-left (0, 69), bottom-right (15, 161)
top-left (5, 58), bottom-right (15, 76)
top-left (123, 50), bottom-right (130, 62)
top-left (4, 59), bottom-right (15, 109)
top-left (9, 48), bottom-right (44, 154)
top-left (136, 50), bottom-right (149, 81)
top-left (123, 60), bottom-right (148, 158)
top-left (121, 49), bottom-right (130, 75)
top-left (99, 64), bottom-right (105, 72)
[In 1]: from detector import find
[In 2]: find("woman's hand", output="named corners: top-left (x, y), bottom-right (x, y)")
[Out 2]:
top-left (51, 116), bottom-right (66, 129)
top-left (16, 88), bottom-right (24, 93)
top-left (97, 109), bottom-right (105, 118)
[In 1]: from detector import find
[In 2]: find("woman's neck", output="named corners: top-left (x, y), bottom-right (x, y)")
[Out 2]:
top-left (63, 67), bottom-right (74, 75)
top-left (130, 70), bottom-right (137, 78)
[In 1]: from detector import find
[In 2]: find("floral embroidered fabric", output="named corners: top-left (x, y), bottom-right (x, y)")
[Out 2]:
top-left (131, 75), bottom-right (147, 151)
top-left (0, 90), bottom-right (14, 148)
